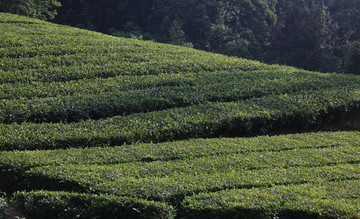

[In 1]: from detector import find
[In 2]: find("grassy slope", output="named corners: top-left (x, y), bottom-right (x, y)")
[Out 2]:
top-left (0, 13), bottom-right (359, 218)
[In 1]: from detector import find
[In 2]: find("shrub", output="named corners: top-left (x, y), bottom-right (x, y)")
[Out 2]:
top-left (0, 193), bottom-right (7, 219)
top-left (11, 190), bottom-right (175, 219)
top-left (181, 180), bottom-right (360, 218)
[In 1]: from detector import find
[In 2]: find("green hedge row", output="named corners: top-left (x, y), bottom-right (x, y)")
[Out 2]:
top-left (2, 69), bottom-right (360, 123)
top-left (3, 70), bottom-right (359, 123)
top-left (0, 43), bottom-right (179, 59)
top-left (3, 159), bottom-right (359, 205)
top-left (11, 190), bottom-right (175, 219)
top-left (2, 52), bottom-right (203, 72)
top-left (9, 181), bottom-right (360, 219)
top-left (1, 88), bottom-right (360, 150)
top-left (2, 134), bottom-right (358, 206)
top-left (0, 72), bottom-right (195, 100)
top-left (181, 180), bottom-right (360, 218)
top-left (29, 144), bottom-right (359, 182)
top-left (0, 56), bottom-right (269, 84)
top-left (10, 181), bottom-right (360, 218)
top-left (1, 131), bottom-right (357, 169)
top-left (1, 132), bottom-right (358, 195)
top-left (1, 68), bottom-right (344, 100)
top-left (0, 12), bottom-right (47, 24)
top-left (21, 163), bottom-right (360, 204)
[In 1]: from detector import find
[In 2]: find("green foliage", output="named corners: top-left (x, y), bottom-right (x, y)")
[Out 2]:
top-left (0, 131), bottom-right (357, 169)
top-left (346, 41), bottom-right (360, 74)
top-left (181, 180), bottom-right (360, 218)
top-left (1, 88), bottom-right (360, 150)
top-left (1, 70), bottom-right (359, 123)
top-left (11, 190), bottom-right (175, 219)
top-left (3, 156), bottom-right (360, 204)
top-left (0, 15), bottom-right (269, 84)
top-left (1, 132), bottom-right (359, 208)
top-left (55, 0), bottom-right (276, 60)
top-left (1, 13), bottom-right (360, 218)
top-left (24, 148), bottom-right (359, 198)
top-left (0, 193), bottom-right (7, 219)
top-left (0, 0), bottom-right (61, 20)
top-left (169, 20), bottom-right (192, 47)
top-left (0, 132), bottom-right (360, 170)
top-left (265, 0), bottom-right (340, 72)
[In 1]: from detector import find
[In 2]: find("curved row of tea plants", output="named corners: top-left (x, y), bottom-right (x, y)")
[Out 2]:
top-left (1, 88), bottom-right (360, 151)
top-left (11, 191), bottom-right (175, 219)
top-left (10, 181), bottom-right (360, 219)
top-left (0, 132), bottom-right (359, 218)
top-left (1, 131), bottom-right (357, 169)
top-left (181, 180), bottom-right (360, 218)
top-left (2, 70), bottom-right (360, 124)
top-left (1, 69), bottom-right (356, 101)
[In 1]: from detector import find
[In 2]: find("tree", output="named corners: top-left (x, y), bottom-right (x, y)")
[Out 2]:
top-left (157, 0), bottom-right (276, 59)
top-left (169, 20), bottom-right (186, 45)
top-left (0, 0), bottom-right (61, 20)
top-left (346, 41), bottom-right (360, 74)
top-left (265, 0), bottom-right (340, 72)
top-left (219, 0), bottom-right (277, 59)
top-left (328, 0), bottom-right (360, 74)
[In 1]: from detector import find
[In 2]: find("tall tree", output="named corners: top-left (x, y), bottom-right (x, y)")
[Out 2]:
top-left (265, 0), bottom-right (340, 72)
top-left (328, 0), bottom-right (360, 74)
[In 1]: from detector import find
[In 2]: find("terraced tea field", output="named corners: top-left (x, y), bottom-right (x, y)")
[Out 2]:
top-left (0, 13), bottom-right (359, 218)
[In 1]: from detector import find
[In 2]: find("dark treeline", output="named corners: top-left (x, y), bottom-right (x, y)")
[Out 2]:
top-left (1, 0), bottom-right (359, 74)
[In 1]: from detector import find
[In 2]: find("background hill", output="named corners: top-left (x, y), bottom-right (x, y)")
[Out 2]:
top-left (0, 13), bottom-right (359, 218)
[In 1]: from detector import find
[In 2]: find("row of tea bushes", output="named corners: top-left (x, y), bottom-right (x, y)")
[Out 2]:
top-left (1, 70), bottom-right (360, 123)
top-left (0, 57), bottom-right (272, 84)
top-left (0, 132), bottom-right (360, 218)
top-left (1, 88), bottom-right (360, 150)
top-left (28, 145), bottom-right (359, 183)
top-left (181, 180), bottom-right (360, 218)
top-left (0, 13), bottom-right (47, 24)
top-left (1, 144), bottom-right (359, 217)
top-left (10, 162), bottom-right (360, 205)
top-left (1, 131), bottom-right (357, 168)
top-left (11, 190), bottom-right (175, 219)
top-left (1, 132), bottom-right (358, 208)
top-left (0, 136), bottom-right (358, 203)
top-left (0, 72), bottom-right (196, 100)
top-left (2, 69), bottom-right (349, 100)
top-left (9, 180), bottom-right (360, 218)
top-left (1, 148), bottom-right (358, 208)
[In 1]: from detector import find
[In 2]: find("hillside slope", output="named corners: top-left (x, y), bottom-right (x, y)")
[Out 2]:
top-left (0, 13), bottom-right (359, 218)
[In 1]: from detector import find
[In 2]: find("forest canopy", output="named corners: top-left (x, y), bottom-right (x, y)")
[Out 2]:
top-left (0, 0), bottom-right (61, 20)
top-left (1, 0), bottom-right (359, 74)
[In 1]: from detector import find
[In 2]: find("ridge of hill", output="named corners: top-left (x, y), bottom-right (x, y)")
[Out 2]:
top-left (0, 13), bottom-right (359, 218)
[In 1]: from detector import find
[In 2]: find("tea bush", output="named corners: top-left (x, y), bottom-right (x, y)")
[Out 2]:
top-left (12, 190), bottom-right (175, 219)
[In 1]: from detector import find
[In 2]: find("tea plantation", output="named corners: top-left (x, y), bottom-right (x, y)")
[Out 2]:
top-left (0, 13), bottom-right (359, 218)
